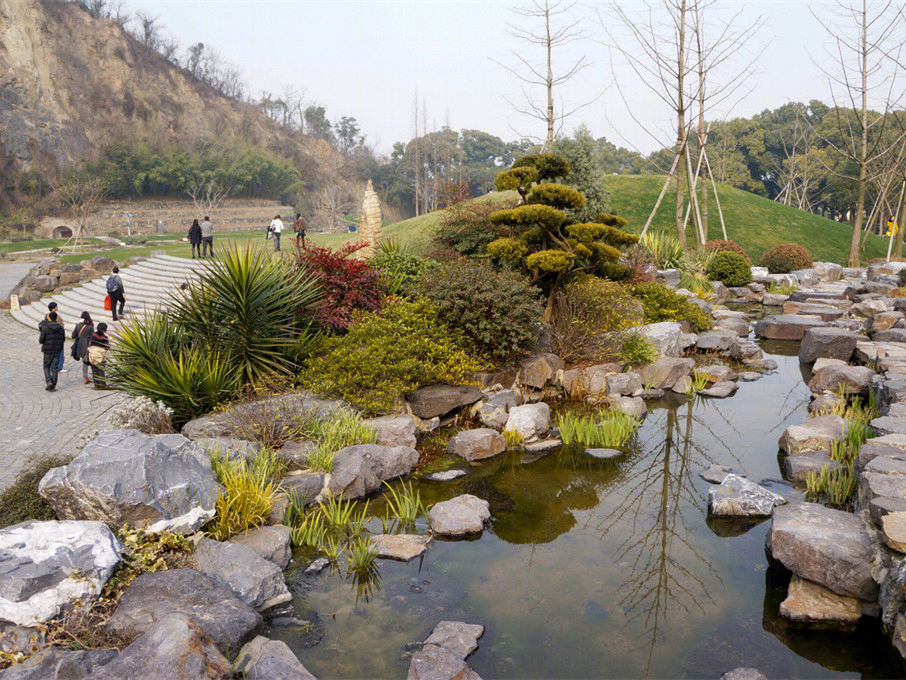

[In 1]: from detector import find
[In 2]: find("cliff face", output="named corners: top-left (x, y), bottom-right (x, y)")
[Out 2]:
top-left (0, 0), bottom-right (279, 182)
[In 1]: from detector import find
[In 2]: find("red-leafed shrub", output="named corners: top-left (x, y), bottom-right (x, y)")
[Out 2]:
top-left (760, 243), bottom-right (813, 274)
top-left (294, 241), bottom-right (384, 331)
top-left (704, 239), bottom-right (751, 264)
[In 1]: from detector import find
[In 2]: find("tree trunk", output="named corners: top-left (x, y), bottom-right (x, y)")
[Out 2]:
top-left (847, 0), bottom-right (869, 268)
top-left (896, 186), bottom-right (906, 260)
top-left (675, 0), bottom-right (688, 249)
top-left (545, 0), bottom-right (554, 151)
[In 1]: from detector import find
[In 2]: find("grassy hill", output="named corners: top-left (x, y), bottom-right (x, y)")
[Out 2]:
top-left (604, 175), bottom-right (890, 265)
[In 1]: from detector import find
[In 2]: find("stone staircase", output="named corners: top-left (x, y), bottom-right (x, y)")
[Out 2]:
top-left (11, 254), bottom-right (209, 333)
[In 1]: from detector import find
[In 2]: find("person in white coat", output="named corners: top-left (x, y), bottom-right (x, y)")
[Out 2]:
top-left (269, 214), bottom-right (284, 252)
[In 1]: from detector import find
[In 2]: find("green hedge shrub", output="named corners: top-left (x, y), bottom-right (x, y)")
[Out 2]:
top-left (704, 239), bottom-right (751, 264)
top-left (630, 282), bottom-right (714, 332)
top-left (706, 251), bottom-right (753, 287)
top-left (760, 243), bottom-right (813, 273)
top-left (300, 299), bottom-right (487, 415)
top-left (371, 250), bottom-right (433, 296)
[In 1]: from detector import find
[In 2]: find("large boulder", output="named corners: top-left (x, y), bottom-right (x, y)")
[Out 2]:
top-left (754, 315), bottom-right (826, 340)
top-left (447, 429), bottom-right (506, 462)
top-left (782, 452), bottom-right (843, 482)
top-left (364, 415), bottom-right (418, 448)
top-left (606, 371), bottom-right (642, 396)
top-left (638, 357), bottom-right (695, 390)
top-left (31, 276), bottom-right (58, 293)
top-left (423, 621), bottom-right (485, 660)
top-left (780, 574), bottom-right (876, 624)
top-left (859, 455), bottom-right (906, 510)
top-left (405, 385), bottom-right (484, 419)
top-left (503, 403), bottom-right (550, 440)
top-left (518, 353), bottom-right (565, 389)
top-left (228, 525), bottom-right (292, 570)
top-left (234, 636), bottom-right (317, 680)
top-left (798, 327), bottom-right (859, 364)
top-left (767, 503), bottom-right (878, 601)
top-left (813, 262), bottom-right (844, 281)
top-left (474, 390), bottom-right (519, 429)
top-left (194, 538), bottom-right (292, 612)
top-left (870, 416), bottom-right (906, 437)
top-left (707, 475), bottom-right (786, 517)
top-left (778, 414), bottom-right (847, 455)
top-left (428, 495), bottom-right (491, 536)
top-left (0, 648), bottom-right (116, 680)
top-left (106, 569), bottom-right (262, 653)
top-left (807, 365), bottom-right (875, 396)
top-left (325, 444), bottom-right (419, 499)
top-left (38, 430), bottom-right (221, 534)
top-left (696, 330), bottom-right (738, 351)
top-left (638, 321), bottom-right (683, 357)
top-left (86, 613), bottom-right (232, 680)
top-left (0, 521), bottom-right (121, 626)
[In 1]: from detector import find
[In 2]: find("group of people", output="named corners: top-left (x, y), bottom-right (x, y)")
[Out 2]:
top-left (187, 216), bottom-right (215, 258)
top-left (38, 302), bottom-right (110, 392)
top-left (267, 213), bottom-right (307, 252)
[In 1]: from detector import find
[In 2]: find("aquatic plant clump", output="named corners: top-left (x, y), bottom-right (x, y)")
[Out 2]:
top-left (557, 409), bottom-right (640, 447)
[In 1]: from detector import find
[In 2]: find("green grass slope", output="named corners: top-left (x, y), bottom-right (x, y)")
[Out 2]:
top-left (604, 175), bottom-right (890, 265)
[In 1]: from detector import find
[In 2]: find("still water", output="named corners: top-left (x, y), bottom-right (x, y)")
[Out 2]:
top-left (275, 346), bottom-right (905, 678)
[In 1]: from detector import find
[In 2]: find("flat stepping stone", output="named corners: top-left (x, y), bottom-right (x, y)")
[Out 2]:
top-left (708, 474), bottom-right (786, 517)
top-left (699, 381), bottom-right (739, 398)
top-left (447, 428), bottom-right (506, 461)
top-left (754, 315), bottom-right (826, 340)
top-left (370, 534), bottom-right (432, 561)
top-left (699, 464), bottom-right (741, 484)
top-left (524, 439), bottom-right (561, 453)
top-left (871, 416), bottom-right (906, 436)
top-left (782, 452), bottom-right (842, 482)
top-left (780, 574), bottom-right (876, 624)
top-left (423, 620), bottom-right (485, 660)
top-left (424, 470), bottom-right (467, 482)
top-left (778, 414), bottom-right (846, 455)
top-left (428, 494), bottom-right (491, 536)
top-left (737, 372), bottom-right (762, 382)
top-left (881, 512), bottom-right (906, 553)
top-left (869, 496), bottom-right (906, 523)
top-left (585, 448), bottom-right (622, 459)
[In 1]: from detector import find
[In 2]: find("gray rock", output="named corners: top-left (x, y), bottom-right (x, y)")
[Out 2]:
top-left (754, 315), bottom-right (826, 340)
top-left (737, 371), bottom-right (762, 381)
top-left (871, 416), bottom-right (906, 436)
top-left (523, 439), bottom-right (562, 453)
top-left (195, 538), bottom-right (292, 611)
top-left (423, 621), bottom-right (485, 660)
top-left (782, 303), bottom-right (845, 321)
top-left (365, 415), bottom-right (418, 448)
top-left (610, 396), bottom-right (647, 420)
top-left (869, 496), bottom-right (906, 524)
top-left (428, 495), bottom-right (491, 536)
top-left (638, 357), bottom-right (695, 390)
top-left (606, 371), bottom-right (642, 396)
top-left (0, 648), bottom-right (116, 680)
top-left (708, 474), bottom-right (786, 517)
top-left (304, 558), bottom-right (329, 576)
top-left (875, 328), bottom-right (906, 343)
top-left (699, 381), bottom-right (739, 398)
top-left (638, 321), bottom-right (683, 357)
top-left (656, 269), bottom-right (681, 288)
top-left (763, 293), bottom-right (789, 307)
top-left (783, 452), bottom-right (843, 482)
top-left (798, 327), bottom-right (859, 364)
top-left (792, 268), bottom-right (819, 286)
top-left (699, 465), bottom-right (740, 483)
top-left (447, 429), bottom-right (506, 461)
top-left (767, 502), bottom-right (878, 601)
top-left (504, 403), bottom-right (550, 440)
top-left (721, 669), bottom-right (768, 680)
top-left (520, 353), bottom-right (566, 390)
top-left (90, 256), bottom-right (116, 272)
top-left (234, 636), bottom-right (316, 680)
top-left (0, 520), bottom-right (121, 626)
top-left (671, 375), bottom-right (692, 393)
top-left (86, 613), bottom-right (232, 680)
top-left (807, 365), bottom-right (875, 396)
top-left (694, 365), bottom-right (737, 383)
top-left (730, 340), bottom-right (763, 362)
top-left (38, 430), bottom-right (222, 534)
top-left (814, 262), bottom-right (844, 281)
top-left (859, 456), bottom-right (906, 510)
top-left (228, 525), bottom-right (292, 570)
top-left (857, 433), bottom-right (906, 467)
top-left (407, 644), bottom-right (482, 680)
top-left (711, 280), bottom-right (730, 303)
top-left (326, 444), bottom-right (420, 499)
top-left (716, 316), bottom-right (750, 336)
top-left (370, 534), bottom-right (432, 561)
top-left (280, 472), bottom-right (325, 507)
top-left (475, 390), bottom-right (518, 429)
top-left (424, 470), bottom-right (467, 482)
top-left (778, 414), bottom-right (847, 455)
top-left (808, 392), bottom-right (845, 414)
top-left (196, 437), bottom-right (261, 460)
top-left (276, 439), bottom-right (317, 469)
top-left (870, 312), bottom-right (904, 333)
top-left (106, 569), bottom-right (262, 653)
top-left (585, 448), bottom-right (623, 459)
top-left (405, 385), bottom-right (484, 419)
top-left (852, 298), bottom-right (892, 318)
top-left (31, 275), bottom-right (58, 293)
top-left (585, 363), bottom-right (622, 395)
top-left (780, 574), bottom-right (877, 624)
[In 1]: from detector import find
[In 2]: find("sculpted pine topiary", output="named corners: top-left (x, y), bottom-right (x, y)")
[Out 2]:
top-left (486, 153), bottom-right (638, 319)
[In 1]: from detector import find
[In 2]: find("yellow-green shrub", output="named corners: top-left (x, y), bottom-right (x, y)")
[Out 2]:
top-left (631, 281), bottom-right (714, 332)
top-left (205, 449), bottom-right (276, 540)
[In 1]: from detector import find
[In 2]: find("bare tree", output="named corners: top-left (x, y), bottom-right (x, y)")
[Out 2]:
top-left (812, 0), bottom-right (904, 266)
top-left (494, 0), bottom-right (595, 150)
top-left (57, 178), bottom-right (108, 249)
top-left (185, 181), bottom-right (230, 215)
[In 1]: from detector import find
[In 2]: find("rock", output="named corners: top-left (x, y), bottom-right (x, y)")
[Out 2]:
top-left (610, 396), bottom-right (647, 420)
top-left (638, 321), bottom-right (683, 357)
top-left (721, 669), bottom-right (768, 680)
top-left (424, 470), bottom-right (467, 482)
top-left (518, 353), bottom-right (565, 389)
top-left (737, 372), bottom-right (762, 381)
top-left (558, 369), bottom-right (587, 397)
top-left (195, 538), bottom-right (292, 611)
top-left (859, 456), bottom-right (906, 509)
top-left (280, 472), bottom-right (325, 507)
top-left (716, 316), bottom-right (750, 336)
top-left (407, 644), bottom-right (482, 680)
top-left (0, 520), bottom-right (121, 626)
top-left (807, 365), bottom-right (875, 396)
top-left (875, 328), bottom-right (906, 343)
top-left (852, 299), bottom-right (891, 318)
top-left (870, 496), bottom-right (906, 523)
top-left (585, 363), bottom-right (622, 395)
top-left (58, 272), bottom-right (80, 285)
top-left (871, 311), bottom-right (904, 333)
top-left (798, 327), bottom-right (859, 364)
top-left (606, 371), bottom-right (642, 396)
top-left (656, 269), bottom-right (681, 288)
top-left (405, 384), bottom-right (484, 419)
top-left (197, 437), bottom-right (261, 460)
top-left (782, 303), bottom-right (846, 321)
top-left (868, 262), bottom-right (895, 280)
top-left (793, 268), bottom-right (819, 286)
top-left (428, 495), bottom-right (491, 536)
top-left (304, 558), bottom-right (329, 576)
top-left (234, 636), bottom-right (317, 680)
top-left (699, 381), bottom-right (739, 398)
top-left (31, 275), bottom-right (58, 293)
top-left (90, 255), bottom-right (116, 272)
top-left (778, 414), bottom-right (846, 454)
top-left (694, 365), bottom-right (737, 383)
top-left (423, 621), bottom-right (484, 660)
top-left (228, 525), bottom-right (292, 570)
top-left (638, 357), bottom-right (695, 390)
top-left (782, 452), bottom-right (843, 482)
top-left (808, 392), bottom-right (845, 414)
top-left (680, 332), bottom-right (699, 349)
top-left (503, 403), bottom-right (550, 440)
top-left (731, 341), bottom-right (763, 362)
top-left (585, 448), bottom-right (622, 459)
top-left (711, 280), bottom-right (730, 303)
top-left (767, 502), bottom-right (878, 600)
top-left (86, 613), bottom-right (232, 680)
top-left (870, 416), bottom-right (906, 436)
top-left (365, 415), bottom-right (418, 449)
top-left (708, 474), bottom-right (786, 517)
top-left (38, 430), bottom-right (221, 534)
top-left (370, 534), bottom-right (432, 561)
top-left (672, 375), bottom-right (692, 393)
top-left (447, 429), bottom-right (506, 462)
top-left (276, 440), bottom-right (317, 469)
top-left (780, 575), bottom-right (875, 624)
top-left (475, 390), bottom-right (518, 429)
top-left (0, 648), bottom-right (116, 680)
top-left (763, 293), bottom-right (789, 306)
top-left (754, 315), bottom-right (826, 340)
top-left (881, 512), bottom-right (906, 553)
top-left (326, 444), bottom-right (420, 499)
top-left (106, 569), bottom-right (262, 653)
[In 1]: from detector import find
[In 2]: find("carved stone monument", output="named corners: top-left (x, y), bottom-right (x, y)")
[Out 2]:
top-left (358, 180), bottom-right (383, 259)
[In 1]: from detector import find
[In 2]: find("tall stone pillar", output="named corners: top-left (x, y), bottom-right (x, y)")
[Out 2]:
top-left (358, 180), bottom-right (383, 259)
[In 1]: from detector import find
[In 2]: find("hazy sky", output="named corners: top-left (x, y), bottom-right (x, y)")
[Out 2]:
top-left (124, 1), bottom-right (861, 157)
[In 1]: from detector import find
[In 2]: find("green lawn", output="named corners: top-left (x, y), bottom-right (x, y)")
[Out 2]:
top-left (0, 237), bottom-right (105, 257)
top-left (604, 175), bottom-right (890, 265)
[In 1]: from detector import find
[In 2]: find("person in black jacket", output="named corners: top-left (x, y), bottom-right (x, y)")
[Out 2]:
top-left (71, 311), bottom-right (94, 385)
top-left (88, 323), bottom-right (110, 388)
top-left (39, 311), bottom-right (65, 391)
top-left (107, 266), bottom-right (125, 321)
top-left (188, 219), bottom-right (202, 259)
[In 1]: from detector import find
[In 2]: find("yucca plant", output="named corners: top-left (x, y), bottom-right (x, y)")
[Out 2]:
top-left (641, 232), bottom-right (683, 270)
top-left (383, 480), bottom-right (426, 525)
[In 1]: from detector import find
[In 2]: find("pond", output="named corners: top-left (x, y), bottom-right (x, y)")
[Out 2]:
top-left (273, 345), bottom-right (906, 678)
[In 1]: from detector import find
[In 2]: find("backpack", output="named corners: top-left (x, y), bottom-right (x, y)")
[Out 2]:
top-left (106, 275), bottom-right (118, 293)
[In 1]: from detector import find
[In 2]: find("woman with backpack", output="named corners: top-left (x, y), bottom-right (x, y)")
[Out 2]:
top-left (71, 311), bottom-right (94, 384)
top-left (88, 323), bottom-right (110, 388)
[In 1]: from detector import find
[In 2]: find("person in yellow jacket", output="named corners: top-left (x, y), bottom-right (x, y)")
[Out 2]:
top-left (887, 218), bottom-right (899, 237)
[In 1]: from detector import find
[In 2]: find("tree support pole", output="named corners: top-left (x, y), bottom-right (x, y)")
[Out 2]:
top-left (641, 154), bottom-right (681, 238)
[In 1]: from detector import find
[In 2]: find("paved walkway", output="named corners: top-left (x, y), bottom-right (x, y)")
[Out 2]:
top-left (0, 311), bottom-right (126, 490)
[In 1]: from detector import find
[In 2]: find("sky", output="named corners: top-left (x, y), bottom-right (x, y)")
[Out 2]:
top-left (123, 1), bottom-right (865, 158)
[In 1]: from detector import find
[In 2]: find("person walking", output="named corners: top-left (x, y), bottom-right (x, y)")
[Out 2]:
top-left (293, 213), bottom-right (307, 247)
top-left (39, 311), bottom-right (65, 391)
top-left (201, 216), bottom-right (214, 258)
top-left (71, 311), bottom-right (94, 385)
top-left (270, 214), bottom-right (284, 252)
top-left (88, 322), bottom-right (110, 388)
top-left (188, 219), bottom-right (203, 259)
top-left (106, 266), bottom-right (125, 321)
top-left (40, 301), bottom-right (65, 374)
